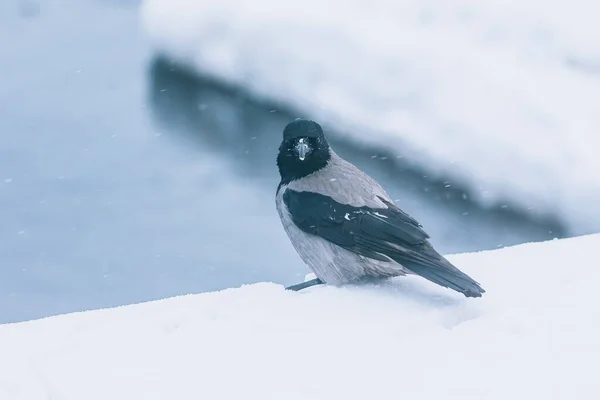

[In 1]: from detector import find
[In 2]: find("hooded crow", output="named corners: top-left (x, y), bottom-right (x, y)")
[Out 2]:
top-left (275, 119), bottom-right (485, 298)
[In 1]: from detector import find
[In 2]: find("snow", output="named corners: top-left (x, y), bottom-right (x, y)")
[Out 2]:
top-left (140, 0), bottom-right (600, 232)
top-left (2, 233), bottom-right (599, 399)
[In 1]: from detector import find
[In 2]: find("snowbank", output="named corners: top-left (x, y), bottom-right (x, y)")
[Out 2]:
top-left (2, 233), bottom-right (599, 400)
top-left (140, 0), bottom-right (600, 232)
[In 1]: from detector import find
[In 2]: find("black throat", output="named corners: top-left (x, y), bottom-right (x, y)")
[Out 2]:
top-left (276, 137), bottom-right (331, 190)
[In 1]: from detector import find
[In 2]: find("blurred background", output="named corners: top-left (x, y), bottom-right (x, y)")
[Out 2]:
top-left (1, 0), bottom-right (598, 323)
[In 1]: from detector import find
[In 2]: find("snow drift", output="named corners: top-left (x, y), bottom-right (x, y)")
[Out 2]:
top-left (2, 233), bottom-right (599, 400)
top-left (141, 0), bottom-right (600, 232)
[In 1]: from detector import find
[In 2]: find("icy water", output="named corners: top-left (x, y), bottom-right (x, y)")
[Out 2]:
top-left (0, 0), bottom-right (565, 323)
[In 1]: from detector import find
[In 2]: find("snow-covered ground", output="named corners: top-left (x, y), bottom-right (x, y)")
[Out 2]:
top-left (141, 0), bottom-right (600, 232)
top-left (2, 233), bottom-right (599, 400)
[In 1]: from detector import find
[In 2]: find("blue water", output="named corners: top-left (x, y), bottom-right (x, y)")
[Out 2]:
top-left (0, 0), bottom-right (565, 323)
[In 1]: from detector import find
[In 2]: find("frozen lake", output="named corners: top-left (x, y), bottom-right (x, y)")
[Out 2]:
top-left (0, 0), bottom-right (565, 323)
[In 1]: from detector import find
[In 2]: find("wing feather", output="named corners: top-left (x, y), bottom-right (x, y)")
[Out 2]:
top-left (282, 188), bottom-right (485, 297)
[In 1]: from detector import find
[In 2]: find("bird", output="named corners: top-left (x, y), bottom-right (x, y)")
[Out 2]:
top-left (275, 119), bottom-right (485, 298)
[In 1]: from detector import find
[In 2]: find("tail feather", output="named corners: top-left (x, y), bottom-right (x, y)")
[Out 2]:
top-left (404, 259), bottom-right (485, 298)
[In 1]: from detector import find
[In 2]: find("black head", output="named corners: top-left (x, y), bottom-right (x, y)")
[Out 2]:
top-left (276, 119), bottom-right (331, 185)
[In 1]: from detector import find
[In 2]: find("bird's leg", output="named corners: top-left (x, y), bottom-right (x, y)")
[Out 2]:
top-left (285, 278), bottom-right (324, 291)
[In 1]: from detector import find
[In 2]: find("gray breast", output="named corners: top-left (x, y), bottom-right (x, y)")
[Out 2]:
top-left (275, 154), bottom-right (407, 285)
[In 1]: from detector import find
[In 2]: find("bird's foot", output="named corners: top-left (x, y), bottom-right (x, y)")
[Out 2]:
top-left (285, 278), bottom-right (324, 291)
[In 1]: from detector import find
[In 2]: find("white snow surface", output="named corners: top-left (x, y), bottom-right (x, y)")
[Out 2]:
top-left (141, 0), bottom-right (600, 231)
top-left (2, 233), bottom-right (599, 400)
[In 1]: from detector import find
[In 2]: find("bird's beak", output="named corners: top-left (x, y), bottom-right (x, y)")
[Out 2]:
top-left (296, 140), bottom-right (310, 161)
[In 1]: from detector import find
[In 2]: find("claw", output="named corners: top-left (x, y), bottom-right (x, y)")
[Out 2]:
top-left (285, 278), bottom-right (324, 291)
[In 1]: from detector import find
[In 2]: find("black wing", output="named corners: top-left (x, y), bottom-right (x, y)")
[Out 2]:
top-left (283, 189), bottom-right (485, 297)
